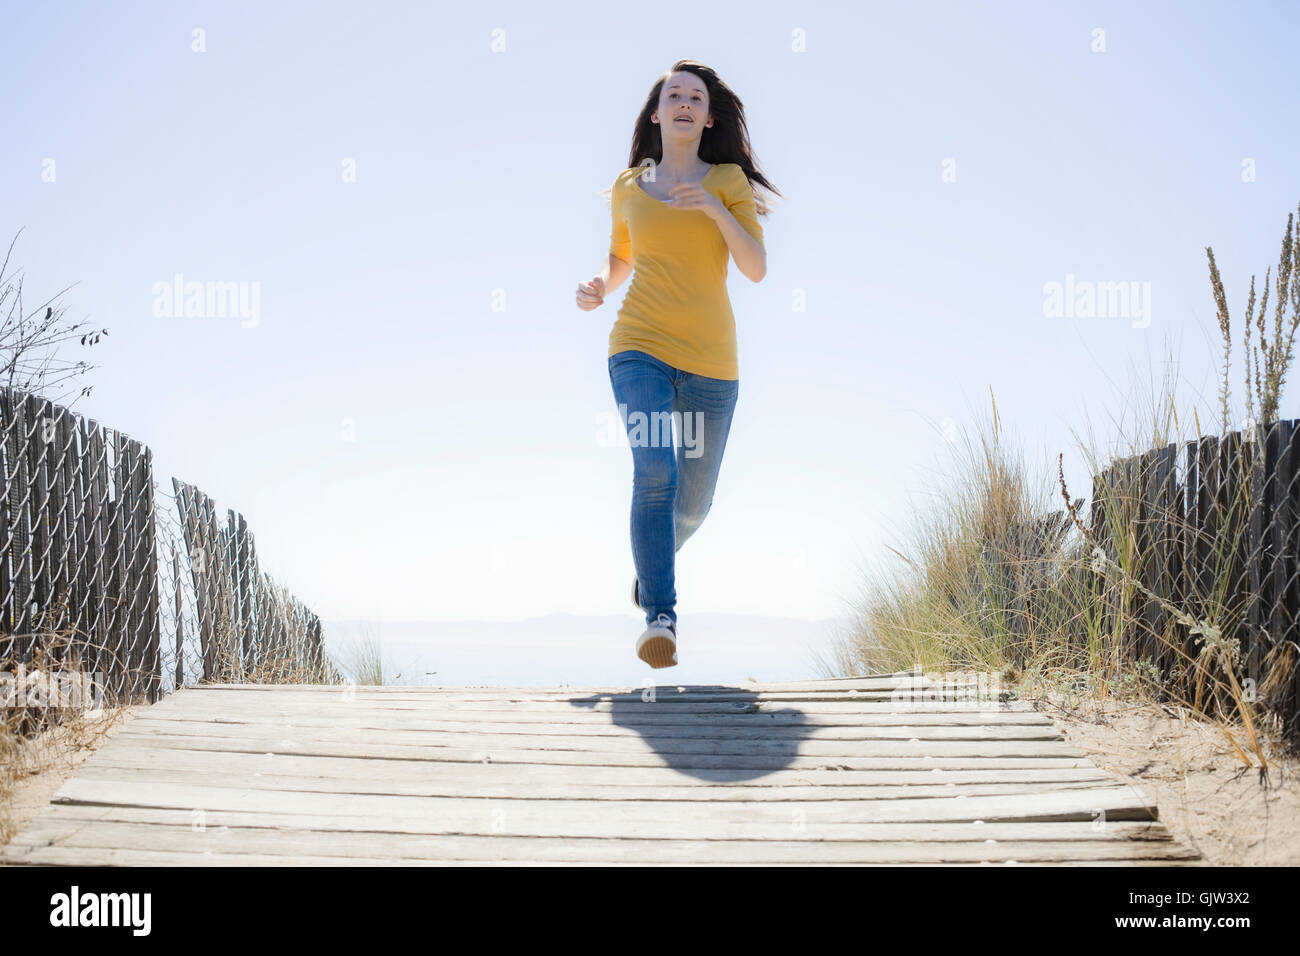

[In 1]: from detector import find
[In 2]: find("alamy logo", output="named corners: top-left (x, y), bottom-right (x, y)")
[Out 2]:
top-left (596, 406), bottom-right (706, 458)
top-left (152, 273), bottom-right (260, 327)
top-left (0, 666), bottom-right (104, 709)
top-left (1042, 273), bottom-right (1151, 328)
top-left (49, 885), bottom-right (151, 936)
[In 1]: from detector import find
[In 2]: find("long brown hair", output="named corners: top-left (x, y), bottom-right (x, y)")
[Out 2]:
top-left (610, 59), bottom-right (781, 217)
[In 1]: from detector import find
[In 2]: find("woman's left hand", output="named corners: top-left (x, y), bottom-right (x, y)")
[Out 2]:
top-left (667, 183), bottom-right (725, 219)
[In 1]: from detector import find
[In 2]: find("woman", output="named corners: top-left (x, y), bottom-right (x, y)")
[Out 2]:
top-left (575, 60), bottom-right (779, 669)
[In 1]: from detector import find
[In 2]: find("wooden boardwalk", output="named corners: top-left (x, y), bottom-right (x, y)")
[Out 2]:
top-left (0, 673), bottom-right (1202, 865)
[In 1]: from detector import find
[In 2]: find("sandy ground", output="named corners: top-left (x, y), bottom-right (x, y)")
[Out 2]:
top-left (3, 692), bottom-right (1298, 864)
top-left (1, 703), bottom-right (147, 848)
top-left (1025, 690), bottom-right (1300, 865)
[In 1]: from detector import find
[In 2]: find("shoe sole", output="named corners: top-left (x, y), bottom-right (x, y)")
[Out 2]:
top-left (636, 635), bottom-right (677, 669)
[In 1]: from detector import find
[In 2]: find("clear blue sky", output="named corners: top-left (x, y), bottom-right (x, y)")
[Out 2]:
top-left (3, 0), bottom-right (1297, 631)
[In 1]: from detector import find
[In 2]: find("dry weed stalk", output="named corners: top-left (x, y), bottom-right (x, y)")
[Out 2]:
top-left (1057, 453), bottom-right (1275, 776)
top-left (1207, 203), bottom-right (1300, 431)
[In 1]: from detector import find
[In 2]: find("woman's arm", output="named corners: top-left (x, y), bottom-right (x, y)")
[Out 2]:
top-left (602, 252), bottom-right (633, 294)
top-left (669, 178), bottom-right (767, 282)
top-left (707, 206), bottom-right (766, 282)
top-left (576, 253), bottom-right (632, 311)
top-left (577, 175), bottom-right (637, 311)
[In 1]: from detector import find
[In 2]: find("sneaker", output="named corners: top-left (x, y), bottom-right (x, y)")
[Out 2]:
top-left (631, 575), bottom-right (640, 610)
top-left (636, 613), bottom-right (678, 669)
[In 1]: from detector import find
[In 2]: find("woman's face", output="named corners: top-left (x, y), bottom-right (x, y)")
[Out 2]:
top-left (654, 71), bottom-right (712, 142)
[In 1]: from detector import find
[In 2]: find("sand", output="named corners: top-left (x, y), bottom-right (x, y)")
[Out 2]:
top-left (1027, 690), bottom-right (1300, 865)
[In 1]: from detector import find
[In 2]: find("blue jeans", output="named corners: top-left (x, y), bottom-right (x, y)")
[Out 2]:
top-left (608, 349), bottom-right (739, 628)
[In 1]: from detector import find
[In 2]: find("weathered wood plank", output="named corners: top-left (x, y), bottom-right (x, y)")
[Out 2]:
top-left (175, 698), bottom-right (1026, 715)
top-left (113, 719), bottom-right (1088, 759)
top-left (48, 777), bottom-right (1157, 825)
top-left (73, 732), bottom-right (1101, 770)
top-left (144, 710), bottom-right (1062, 730)
top-left (171, 684), bottom-right (1009, 703)
top-left (108, 714), bottom-right (1068, 742)
top-left (1, 680), bottom-right (1199, 864)
top-left (141, 697), bottom-right (1055, 727)
top-left (1, 820), bottom-right (1198, 865)
top-left (85, 746), bottom-right (1116, 787)
top-left (191, 674), bottom-right (950, 692)
top-left (6, 802), bottom-right (1175, 842)
top-left (71, 762), bottom-right (1120, 802)
top-left (0, 844), bottom-right (1201, 866)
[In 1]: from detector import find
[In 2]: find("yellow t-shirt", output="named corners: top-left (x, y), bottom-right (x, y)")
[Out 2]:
top-left (607, 162), bottom-right (764, 380)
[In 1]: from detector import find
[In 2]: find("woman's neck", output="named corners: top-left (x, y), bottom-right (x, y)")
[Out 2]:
top-left (655, 144), bottom-right (710, 178)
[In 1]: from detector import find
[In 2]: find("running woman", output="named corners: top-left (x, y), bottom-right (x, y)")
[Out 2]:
top-left (575, 60), bottom-right (779, 669)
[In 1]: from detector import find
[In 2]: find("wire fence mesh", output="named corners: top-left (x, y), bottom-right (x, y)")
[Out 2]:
top-left (1, 386), bottom-right (338, 727)
top-left (1087, 417), bottom-right (1300, 745)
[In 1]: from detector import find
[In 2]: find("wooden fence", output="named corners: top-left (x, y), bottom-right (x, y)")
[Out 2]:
top-left (171, 478), bottom-right (330, 685)
top-left (1, 387), bottom-right (335, 711)
top-left (1088, 417), bottom-right (1299, 741)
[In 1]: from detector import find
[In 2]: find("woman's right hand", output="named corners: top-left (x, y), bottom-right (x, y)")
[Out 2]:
top-left (576, 275), bottom-right (605, 311)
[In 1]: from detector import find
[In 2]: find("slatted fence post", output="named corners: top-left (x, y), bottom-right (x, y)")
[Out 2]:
top-left (173, 543), bottom-right (184, 690)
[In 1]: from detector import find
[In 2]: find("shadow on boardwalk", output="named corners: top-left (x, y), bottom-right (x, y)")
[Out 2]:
top-left (569, 685), bottom-right (809, 781)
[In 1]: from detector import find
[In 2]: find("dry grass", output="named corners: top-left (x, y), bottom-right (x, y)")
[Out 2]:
top-left (1, 588), bottom-right (345, 847)
top-left (0, 699), bottom-right (136, 846)
top-left (824, 201), bottom-right (1300, 844)
top-left (334, 622), bottom-right (421, 687)
top-left (824, 387), bottom-right (1297, 762)
top-left (339, 622), bottom-right (387, 686)
top-left (0, 595), bottom-right (134, 844)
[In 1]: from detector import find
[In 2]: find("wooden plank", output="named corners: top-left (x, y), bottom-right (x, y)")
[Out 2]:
top-left (68, 761), bottom-right (1127, 802)
top-left (235, 512), bottom-right (254, 675)
top-left (0, 842), bottom-right (1201, 867)
top-left (0, 391), bottom-right (14, 634)
top-left (1137, 448), bottom-right (1159, 664)
top-left (1245, 422), bottom-right (1269, 679)
top-left (116, 713), bottom-right (1067, 741)
top-left (64, 411), bottom-right (89, 674)
top-left (192, 674), bottom-right (942, 692)
top-left (144, 695), bottom-right (1030, 716)
top-left (1284, 423), bottom-right (1300, 727)
top-left (172, 545), bottom-right (184, 688)
top-left (148, 685), bottom-right (1001, 701)
top-left (49, 405), bottom-right (70, 664)
top-left (1, 818), bottom-right (1198, 865)
top-left (85, 746), bottom-right (1115, 787)
top-left (165, 679), bottom-right (1012, 692)
top-left (72, 732), bottom-right (1099, 771)
top-left (8, 802), bottom-right (1174, 842)
top-left (177, 686), bottom-right (1009, 703)
top-left (1217, 430), bottom-right (1246, 718)
top-left (142, 699), bottom-right (1059, 727)
top-left (46, 777), bottom-right (1158, 825)
top-left (98, 721), bottom-right (1093, 760)
top-left (1267, 420), bottom-right (1295, 701)
top-left (142, 697), bottom-right (1043, 722)
top-left (127, 696), bottom-right (1062, 730)
top-left (119, 435), bottom-right (140, 696)
top-left (1179, 437), bottom-right (1198, 662)
top-left (139, 443), bottom-right (162, 702)
top-left (104, 433), bottom-right (126, 692)
top-left (27, 395), bottom-right (52, 638)
top-left (162, 681), bottom-right (1008, 697)
top-left (172, 688), bottom-right (995, 704)
top-left (84, 420), bottom-right (108, 682)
